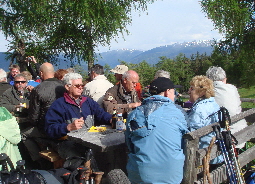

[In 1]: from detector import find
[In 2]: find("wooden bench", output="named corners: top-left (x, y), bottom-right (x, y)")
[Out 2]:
top-left (39, 149), bottom-right (64, 169)
top-left (182, 108), bottom-right (255, 184)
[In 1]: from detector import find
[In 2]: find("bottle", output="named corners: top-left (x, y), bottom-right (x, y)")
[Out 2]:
top-left (178, 96), bottom-right (184, 107)
top-left (112, 107), bottom-right (117, 129)
top-left (116, 113), bottom-right (125, 131)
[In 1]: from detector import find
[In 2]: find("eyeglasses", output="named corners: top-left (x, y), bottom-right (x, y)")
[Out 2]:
top-left (69, 84), bottom-right (85, 88)
top-left (14, 81), bottom-right (27, 84)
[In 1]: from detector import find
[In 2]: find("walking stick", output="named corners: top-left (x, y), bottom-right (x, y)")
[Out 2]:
top-left (213, 125), bottom-right (237, 184)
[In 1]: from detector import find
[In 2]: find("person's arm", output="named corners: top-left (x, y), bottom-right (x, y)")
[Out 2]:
top-left (103, 91), bottom-right (129, 115)
top-left (27, 56), bottom-right (40, 80)
top-left (44, 101), bottom-right (69, 139)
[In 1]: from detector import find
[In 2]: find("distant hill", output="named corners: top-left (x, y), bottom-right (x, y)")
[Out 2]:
top-left (95, 40), bottom-right (214, 67)
top-left (0, 40), bottom-right (214, 71)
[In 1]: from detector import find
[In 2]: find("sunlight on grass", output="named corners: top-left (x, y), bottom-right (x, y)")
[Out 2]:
top-left (238, 86), bottom-right (255, 108)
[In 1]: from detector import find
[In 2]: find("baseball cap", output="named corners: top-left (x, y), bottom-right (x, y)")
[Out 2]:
top-left (110, 65), bottom-right (128, 74)
top-left (149, 77), bottom-right (181, 95)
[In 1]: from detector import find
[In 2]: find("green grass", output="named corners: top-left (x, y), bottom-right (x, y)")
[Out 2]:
top-left (238, 86), bottom-right (255, 108)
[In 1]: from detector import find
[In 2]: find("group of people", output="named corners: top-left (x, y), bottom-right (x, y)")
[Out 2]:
top-left (0, 59), bottom-right (247, 184)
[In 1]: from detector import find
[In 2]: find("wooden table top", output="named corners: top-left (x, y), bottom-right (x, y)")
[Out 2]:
top-left (67, 128), bottom-right (125, 152)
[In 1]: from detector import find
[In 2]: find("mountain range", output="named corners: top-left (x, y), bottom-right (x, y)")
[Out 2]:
top-left (0, 40), bottom-right (215, 71)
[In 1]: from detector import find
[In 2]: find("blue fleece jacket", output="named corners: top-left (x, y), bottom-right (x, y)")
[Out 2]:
top-left (45, 93), bottom-right (112, 139)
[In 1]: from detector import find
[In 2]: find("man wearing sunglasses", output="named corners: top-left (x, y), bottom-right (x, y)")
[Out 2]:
top-left (0, 73), bottom-right (29, 116)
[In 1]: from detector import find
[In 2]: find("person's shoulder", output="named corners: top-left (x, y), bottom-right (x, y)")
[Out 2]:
top-left (2, 87), bottom-right (13, 94)
top-left (50, 96), bottom-right (65, 106)
top-left (106, 84), bottom-right (118, 92)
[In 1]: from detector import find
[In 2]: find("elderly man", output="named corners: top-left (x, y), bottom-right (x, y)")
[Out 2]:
top-left (21, 62), bottom-right (66, 167)
top-left (0, 73), bottom-right (29, 116)
top-left (45, 73), bottom-right (112, 159)
top-left (7, 64), bottom-right (20, 86)
top-left (206, 66), bottom-right (247, 148)
top-left (0, 68), bottom-right (11, 96)
top-left (103, 70), bottom-right (141, 119)
top-left (125, 77), bottom-right (189, 183)
top-left (83, 64), bottom-right (113, 107)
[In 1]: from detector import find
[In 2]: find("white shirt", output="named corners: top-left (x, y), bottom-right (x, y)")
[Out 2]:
top-left (214, 81), bottom-right (247, 148)
top-left (83, 75), bottom-right (113, 108)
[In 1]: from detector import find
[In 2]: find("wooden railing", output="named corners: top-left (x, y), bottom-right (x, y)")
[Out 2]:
top-left (182, 108), bottom-right (255, 184)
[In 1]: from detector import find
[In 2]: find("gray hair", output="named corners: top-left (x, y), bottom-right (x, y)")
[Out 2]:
top-left (14, 73), bottom-right (27, 81)
top-left (0, 68), bottom-right (7, 81)
top-left (62, 72), bottom-right (83, 85)
top-left (206, 66), bottom-right (226, 81)
top-left (154, 70), bottom-right (170, 79)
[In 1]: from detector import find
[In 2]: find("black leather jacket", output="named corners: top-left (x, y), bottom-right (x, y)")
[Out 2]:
top-left (28, 78), bottom-right (66, 131)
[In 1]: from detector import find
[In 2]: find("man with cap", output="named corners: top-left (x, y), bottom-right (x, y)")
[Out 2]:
top-left (110, 64), bottom-right (128, 82)
top-left (110, 64), bottom-right (142, 101)
top-left (103, 70), bottom-right (141, 119)
top-left (125, 77), bottom-right (189, 184)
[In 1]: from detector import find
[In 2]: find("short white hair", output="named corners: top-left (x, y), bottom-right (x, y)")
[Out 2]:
top-left (63, 73), bottom-right (82, 85)
top-left (0, 68), bottom-right (7, 81)
top-left (206, 66), bottom-right (226, 81)
top-left (154, 70), bottom-right (170, 79)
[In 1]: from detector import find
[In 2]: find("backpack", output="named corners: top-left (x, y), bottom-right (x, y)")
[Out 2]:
top-left (0, 150), bottom-right (97, 184)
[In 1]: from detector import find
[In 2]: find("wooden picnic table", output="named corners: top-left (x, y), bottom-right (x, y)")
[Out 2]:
top-left (67, 128), bottom-right (126, 152)
top-left (67, 127), bottom-right (128, 174)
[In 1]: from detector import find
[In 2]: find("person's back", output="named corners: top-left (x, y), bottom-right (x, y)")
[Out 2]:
top-left (206, 66), bottom-right (247, 140)
top-left (83, 64), bottom-right (113, 107)
top-left (28, 63), bottom-right (66, 130)
top-left (22, 62), bottom-right (66, 167)
top-left (125, 77), bottom-right (188, 183)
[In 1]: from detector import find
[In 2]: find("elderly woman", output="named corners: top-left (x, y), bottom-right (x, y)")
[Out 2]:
top-left (187, 75), bottom-right (221, 163)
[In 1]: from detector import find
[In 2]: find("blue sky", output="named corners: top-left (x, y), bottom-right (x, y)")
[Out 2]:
top-left (0, 0), bottom-right (223, 53)
top-left (97, 0), bottom-right (223, 52)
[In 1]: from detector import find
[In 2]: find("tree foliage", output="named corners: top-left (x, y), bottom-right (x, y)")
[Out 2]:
top-left (0, 0), bottom-right (154, 70)
top-left (201, 0), bottom-right (255, 86)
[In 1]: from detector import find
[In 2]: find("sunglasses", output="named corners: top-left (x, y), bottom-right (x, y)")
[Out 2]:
top-left (14, 81), bottom-right (27, 84)
top-left (69, 84), bottom-right (85, 88)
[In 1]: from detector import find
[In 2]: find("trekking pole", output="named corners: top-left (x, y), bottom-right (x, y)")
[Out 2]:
top-left (213, 125), bottom-right (237, 184)
top-left (220, 108), bottom-right (245, 184)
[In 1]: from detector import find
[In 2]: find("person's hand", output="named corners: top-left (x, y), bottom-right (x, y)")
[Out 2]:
top-left (67, 117), bottom-right (84, 131)
top-left (128, 102), bottom-right (141, 109)
top-left (26, 85), bottom-right (34, 92)
top-left (30, 56), bottom-right (37, 63)
top-left (26, 56), bottom-right (37, 64)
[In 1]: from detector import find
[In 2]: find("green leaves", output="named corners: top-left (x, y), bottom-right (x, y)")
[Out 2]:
top-left (0, 0), bottom-right (153, 69)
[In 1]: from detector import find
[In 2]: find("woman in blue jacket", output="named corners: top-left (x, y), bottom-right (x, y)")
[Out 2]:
top-left (187, 75), bottom-right (221, 164)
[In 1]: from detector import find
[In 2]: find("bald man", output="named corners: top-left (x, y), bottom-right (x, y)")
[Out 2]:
top-left (103, 70), bottom-right (141, 119)
top-left (22, 62), bottom-right (66, 166)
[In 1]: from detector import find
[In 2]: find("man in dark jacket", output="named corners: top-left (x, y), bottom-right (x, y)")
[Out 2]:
top-left (103, 70), bottom-right (141, 119)
top-left (21, 62), bottom-right (66, 166)
top-left (0, 73), bottom-right (29, 116)
top-left (45, 72), bottom-right (112, 159)
top-left (0, 68), bottom-right (11, 96)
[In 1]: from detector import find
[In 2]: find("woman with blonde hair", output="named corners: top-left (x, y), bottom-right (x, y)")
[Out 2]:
top-left (187, 75), bottom-right (221, 163)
